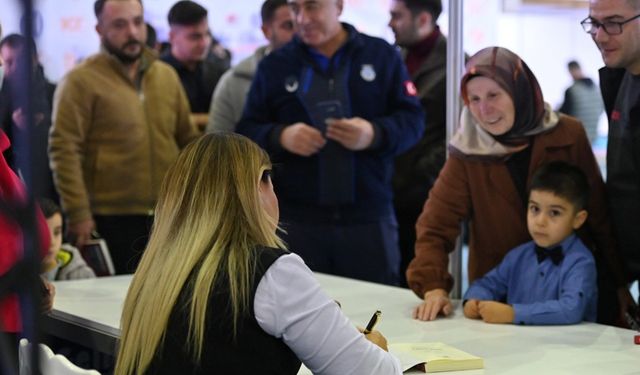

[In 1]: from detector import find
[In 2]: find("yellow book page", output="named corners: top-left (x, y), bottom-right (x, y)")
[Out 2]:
top-left (389, 342), bottom-right (484, 373)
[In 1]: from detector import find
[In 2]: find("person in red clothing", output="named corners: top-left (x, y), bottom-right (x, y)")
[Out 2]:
top-left (0, 42), bottom-right (54, 370)
top-left (0, 129), bottom-right (54, 375)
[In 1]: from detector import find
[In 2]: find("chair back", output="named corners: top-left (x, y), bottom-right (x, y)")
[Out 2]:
top-left (79, 238), bottom-right (115, 276)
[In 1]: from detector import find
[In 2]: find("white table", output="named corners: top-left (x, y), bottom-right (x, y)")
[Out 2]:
top-left (47, 274), bottom-right (640, 374)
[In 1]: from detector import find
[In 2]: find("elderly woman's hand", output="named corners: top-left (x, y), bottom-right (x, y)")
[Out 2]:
top-left (413, 288), bottom-right (453, 321)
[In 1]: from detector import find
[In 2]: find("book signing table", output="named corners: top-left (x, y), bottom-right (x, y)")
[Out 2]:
top-left (44, 274), bottom-right (640, 374)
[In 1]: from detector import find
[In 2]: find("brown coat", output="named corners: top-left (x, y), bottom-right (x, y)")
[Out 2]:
top-left (50, 49), bottom-right (199, 223)
top-left (406, 115), bottom-right (626, 297)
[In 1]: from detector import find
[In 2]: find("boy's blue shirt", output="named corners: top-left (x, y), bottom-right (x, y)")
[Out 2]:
top-left (464, 233), bottom-right (597, 325)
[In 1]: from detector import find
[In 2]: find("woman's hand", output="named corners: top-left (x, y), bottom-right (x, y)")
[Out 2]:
top-left (360, 329), bottom-right (389, 352)
top-left (413, 288), bottom-right (453, 321)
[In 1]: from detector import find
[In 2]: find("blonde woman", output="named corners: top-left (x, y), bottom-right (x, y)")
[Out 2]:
top-left (115, 133), bottom-right (401, 375)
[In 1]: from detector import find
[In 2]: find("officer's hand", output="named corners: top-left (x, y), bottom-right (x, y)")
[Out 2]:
top-left (325, 117), bottom-right (374, 151)
top-left (280, 123), bottom-right (326, 156)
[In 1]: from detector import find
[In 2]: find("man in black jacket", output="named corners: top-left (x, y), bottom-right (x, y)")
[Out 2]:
top-left (162, 0), bottom-right (227, 130)
top-left (583, 0), bottom-right (640, 313)
top-left (388, 0), bottom-right (447, 286)
top-left (0, 34), bottom-right (57, 201)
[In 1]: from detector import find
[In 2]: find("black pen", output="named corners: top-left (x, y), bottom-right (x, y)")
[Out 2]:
top-left (363, 310), bottom-right (381, 334)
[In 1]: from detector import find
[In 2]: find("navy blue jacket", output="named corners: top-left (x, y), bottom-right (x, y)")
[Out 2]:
top-left (599, 67), bottom-right (640, 280)
top-left (237, 24), bottom-right (424, 222)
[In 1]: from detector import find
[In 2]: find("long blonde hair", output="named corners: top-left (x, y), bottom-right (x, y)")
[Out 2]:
top-left (115, 133), bottom-right (284, 375)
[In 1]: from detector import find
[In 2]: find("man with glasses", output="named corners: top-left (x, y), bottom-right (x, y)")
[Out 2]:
top-left (583, 0), bottom-right (640, 322)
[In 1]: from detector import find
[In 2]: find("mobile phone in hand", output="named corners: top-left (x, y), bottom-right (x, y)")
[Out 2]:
top-left (312, 100), bottom-right (343, 134)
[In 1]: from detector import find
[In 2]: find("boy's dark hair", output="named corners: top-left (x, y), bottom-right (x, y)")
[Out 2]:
top-left (94, 0), bottom-right (143, 19)
top-left (168, 0), bottom-right (208, 26)
top-left (398, 0), bottom-right (442, 21)
top-left (39, 198), bottom-right (61, 219)
top-left (261, 0), bottom-right (287, 25)
top-left (529, 161), bottom-right (589, 211)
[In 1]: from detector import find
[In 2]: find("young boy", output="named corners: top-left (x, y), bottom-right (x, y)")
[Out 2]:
top-left (39, 198), bottom-right (96, 281)
top-left (463, 161), bottom-right (597, 325)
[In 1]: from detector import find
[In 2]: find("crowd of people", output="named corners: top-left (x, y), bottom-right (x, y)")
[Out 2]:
top-left (1, 0), bottom-right (640, 373)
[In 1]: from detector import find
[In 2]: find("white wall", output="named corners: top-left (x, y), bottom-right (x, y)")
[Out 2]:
top-left (461, 0), bottom-right (601, 109)
top-left (0, 0), bottom-right (602, 110)
top-left (497, 10), bottom-right (602, 109)
top-left (0, 0), bottom-right (398, 82)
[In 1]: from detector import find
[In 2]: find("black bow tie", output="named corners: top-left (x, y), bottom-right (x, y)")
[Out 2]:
top-left (535, 245), bottom-right (564, 265)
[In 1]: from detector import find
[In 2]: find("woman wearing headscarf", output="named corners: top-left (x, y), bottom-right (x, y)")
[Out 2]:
top-left (406, 46), bottom-right (633, 325)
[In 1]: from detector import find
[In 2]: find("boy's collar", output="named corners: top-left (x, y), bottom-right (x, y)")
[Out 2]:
top-left (535, 233), bottom-right (578, 253)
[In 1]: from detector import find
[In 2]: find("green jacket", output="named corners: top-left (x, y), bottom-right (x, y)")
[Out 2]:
top-left (50, 48), bottom-right (199, 223)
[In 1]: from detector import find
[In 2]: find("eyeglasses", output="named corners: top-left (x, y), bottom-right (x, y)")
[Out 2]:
top-left (581, 13), bottom-right (640, 35)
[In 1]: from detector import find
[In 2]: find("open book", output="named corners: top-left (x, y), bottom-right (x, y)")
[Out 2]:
top-left (390, 342), bottom-right (483, 373)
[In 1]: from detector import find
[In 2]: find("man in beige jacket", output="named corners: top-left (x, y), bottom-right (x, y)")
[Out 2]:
top-left (50, 0), bottom-right (199, 274)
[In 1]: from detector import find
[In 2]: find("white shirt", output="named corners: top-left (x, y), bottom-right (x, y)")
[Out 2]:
top-left (254, 253), bottom-right (402, 375)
